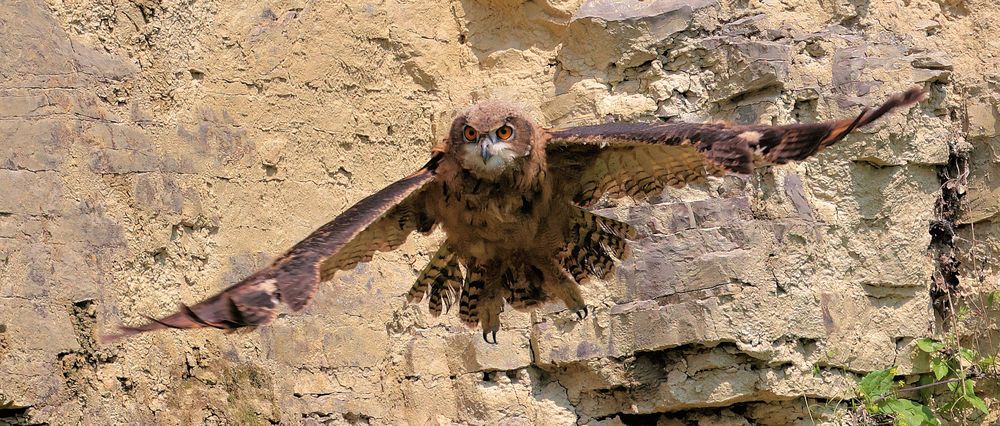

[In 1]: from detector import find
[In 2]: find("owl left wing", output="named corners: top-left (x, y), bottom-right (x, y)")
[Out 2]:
top-left (103, 155), bottom-right (442, 341)
top-left (545, 88), bottom-right (924, 206)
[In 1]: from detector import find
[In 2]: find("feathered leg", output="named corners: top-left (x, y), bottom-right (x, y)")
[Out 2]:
top-left (550, 207), bottom-right (638, 319)
top-left (542, 258), bottom-right (588, 319)
top-left (478, 270), bottom-right (506, 344)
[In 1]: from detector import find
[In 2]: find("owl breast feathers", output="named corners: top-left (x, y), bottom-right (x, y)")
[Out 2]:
top-left (105, 88), bottom-right (925, 344)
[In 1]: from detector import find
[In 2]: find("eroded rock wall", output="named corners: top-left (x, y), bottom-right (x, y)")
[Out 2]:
top-left (1, 0), bottom-right (998, 424)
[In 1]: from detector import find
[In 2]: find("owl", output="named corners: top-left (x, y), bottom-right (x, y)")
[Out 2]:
top-left (106, 88), bottom-right (924, 343)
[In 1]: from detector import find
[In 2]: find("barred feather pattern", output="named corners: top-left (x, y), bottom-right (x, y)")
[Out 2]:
top-left (407, 245), bottom-right (463, 317)
top-left (459, 264), bottom-right (486, 325)
top-left (550, 88), bottom-right (925, 207)
top-left (569, 145), bottom-right (727, 206)
top-left (428, 256), bottom-right (463, 317)
top-left (506, 265), bottom-right (545, 310)
top-left (558, 206), bottom-right (637, 284)
top-left (318, 204), bottom-right (434, 280)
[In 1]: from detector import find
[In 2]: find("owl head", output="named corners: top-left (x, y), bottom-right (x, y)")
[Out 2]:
top-left (448, 101), bottom-right (536, 180)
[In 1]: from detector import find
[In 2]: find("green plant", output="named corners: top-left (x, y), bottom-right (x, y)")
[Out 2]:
top-left (914, 337), bottom-right (990, 415)
top-left (851, 335), bottom-right (996, 425)
top-left (856, 367), bottom-right (939, 426)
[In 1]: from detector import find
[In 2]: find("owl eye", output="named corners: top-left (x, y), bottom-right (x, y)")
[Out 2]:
top-left (463, 126), bottom-right (478, 141)
top-left (496, 125), bottom-right (513, 140)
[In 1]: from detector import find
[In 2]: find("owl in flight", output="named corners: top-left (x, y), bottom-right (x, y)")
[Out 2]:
top-left (106, 88), bottom-right (924, 343)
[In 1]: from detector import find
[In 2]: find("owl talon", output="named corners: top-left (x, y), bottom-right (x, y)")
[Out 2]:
top-left (482, 331), bottom-right (498, 344)
top-left (575, 306), bottom-right (589, 320)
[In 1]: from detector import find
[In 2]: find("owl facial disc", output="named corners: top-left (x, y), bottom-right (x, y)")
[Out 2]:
top-left (460, 127), bottom-right (521, 180)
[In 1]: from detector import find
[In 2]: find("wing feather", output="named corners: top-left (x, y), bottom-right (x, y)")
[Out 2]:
top-left (546, 88), bottom-right (924, 206)
top-left (104, 155), bottom-right (442, 341)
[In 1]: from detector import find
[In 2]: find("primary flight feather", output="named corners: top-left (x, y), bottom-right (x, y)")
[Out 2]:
top-left (105, 88), bottom-right (925, 343)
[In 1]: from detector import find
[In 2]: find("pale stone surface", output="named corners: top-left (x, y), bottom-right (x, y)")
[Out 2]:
top-left (1, 0), bottom-right (999, 424)
top-left (969, 101), bottom-right (999, 139)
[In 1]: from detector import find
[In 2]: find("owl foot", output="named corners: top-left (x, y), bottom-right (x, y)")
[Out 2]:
top-left (575, 305), bottom-right (589, 320)
top-left (482, 330), bottom-right (498, 344)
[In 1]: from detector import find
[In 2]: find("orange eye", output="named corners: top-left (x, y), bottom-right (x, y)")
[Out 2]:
top-left (496, 125), bottom-right (513, 140)
top-left (463, 126), bottom-right (478, 141)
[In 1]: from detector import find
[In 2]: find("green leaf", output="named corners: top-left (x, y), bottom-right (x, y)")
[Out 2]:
top-left (960, 348), bottom-right (977, 362)
top-left (881, 398), bottom-right (940, 426)
top-left (978, 355), bottom-right (995, 370)
top-left (964, 393), bottom-right (989, 414)
top-left (859, 368), bottom-right (896, 401)
top-left (965, 394), bottom-right (989, 414)
top-left (915, 338), bottom-right (944, 353)
top-left (989, 290), bottom-right (1000, 307)
top-left (957, 305), bottom-right (970, 320)
top-left (930, 357), bottom-right (949, 380)
top-left (947, 380), bottom-right (959, 392)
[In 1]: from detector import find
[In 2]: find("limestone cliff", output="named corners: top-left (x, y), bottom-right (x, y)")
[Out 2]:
top-left (1, 0), bottom-right (998, 424)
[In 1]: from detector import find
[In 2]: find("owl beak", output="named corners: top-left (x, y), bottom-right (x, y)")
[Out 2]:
top-left (479, 134), bottom-right (498, 162)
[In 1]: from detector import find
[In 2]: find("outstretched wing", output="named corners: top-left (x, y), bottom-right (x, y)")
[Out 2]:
top-left (545, 88), bottom-right (925, 206)
top-left (104, 155), bottom-right (442, 341)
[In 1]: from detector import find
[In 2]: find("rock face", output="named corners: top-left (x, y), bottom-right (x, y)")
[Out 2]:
top-left (1, 0), bottom-right (998, 424)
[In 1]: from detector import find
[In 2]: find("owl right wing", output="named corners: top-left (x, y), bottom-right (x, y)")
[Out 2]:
top-left (103, 154), bottom-right (443, 341)
top-left (545, 88), bottom-right (925, 206)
